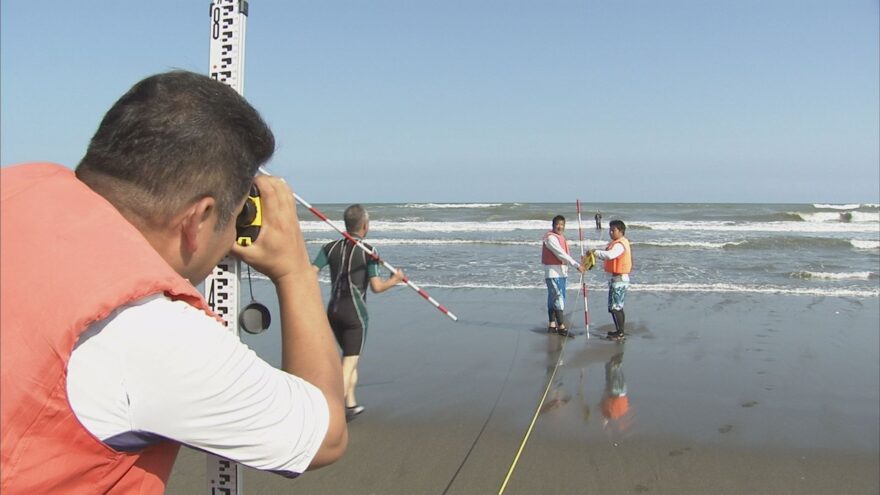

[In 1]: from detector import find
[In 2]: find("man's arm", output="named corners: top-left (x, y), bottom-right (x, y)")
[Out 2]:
top-left (591, 243), bottom-right (624, 262)
top-left (369, 269), bottom-right (405, 293)
top-left (365, 253), bottom-right (404, 293)
top-left (232, 176), bottom-right (346, 468)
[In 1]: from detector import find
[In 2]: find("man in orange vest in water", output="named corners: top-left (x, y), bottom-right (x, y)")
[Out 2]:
top-left (0, 71), bottom-right (347, 494)
top-left (590, 219), bottom-right (632, 341)
top-left (541, 215), bottom-right (585, 337)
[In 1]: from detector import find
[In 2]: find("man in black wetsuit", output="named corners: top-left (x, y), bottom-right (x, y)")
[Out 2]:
top-left (313, 204), bottom-right (404, 419)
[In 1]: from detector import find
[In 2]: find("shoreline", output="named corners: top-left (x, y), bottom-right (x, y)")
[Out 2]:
top-left (168, 287), bottom-right (879, 494)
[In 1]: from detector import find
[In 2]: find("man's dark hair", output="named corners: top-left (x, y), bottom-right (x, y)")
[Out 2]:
top-left (552, 215), bottom-right (566, 228)
top-left (609, 219), bottom-right (626, 234)
top-left (76, 70), bottom-right (275, 230)
top-left (344, 204), bottom-right (368, 233)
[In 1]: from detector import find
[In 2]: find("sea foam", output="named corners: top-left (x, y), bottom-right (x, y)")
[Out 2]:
top-left (851, 240), bottom-right (880, 250)
top-left (790, 271), bottom-right (875, 281)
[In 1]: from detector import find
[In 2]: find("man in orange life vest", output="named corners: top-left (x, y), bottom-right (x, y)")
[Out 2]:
top-left (0, 71), bottom-right (347, 494)
top-left (542, 215), bottom-right (585, 337)
top-left (590, 219), bottom-right (633, 340)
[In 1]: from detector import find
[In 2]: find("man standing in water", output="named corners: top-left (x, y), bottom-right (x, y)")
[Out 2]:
top-left (313, 205), bottom-right (405, 419)
top-left (542, 215), bottom-right (585, 337)
top-left (590, 220), bottom-right (632, 341)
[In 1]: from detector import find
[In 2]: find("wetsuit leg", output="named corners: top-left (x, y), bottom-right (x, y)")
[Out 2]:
top-left (328, 298), bottom-right (367, 356)
top-left (610, 309), bottom-right (625, 334)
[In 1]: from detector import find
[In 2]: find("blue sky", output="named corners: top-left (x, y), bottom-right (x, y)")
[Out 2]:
top-left (2, 1), bottom-right (878, 203)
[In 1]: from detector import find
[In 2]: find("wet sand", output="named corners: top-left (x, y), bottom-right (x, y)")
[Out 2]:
top-left (167, 287), bottom-right (879, 494)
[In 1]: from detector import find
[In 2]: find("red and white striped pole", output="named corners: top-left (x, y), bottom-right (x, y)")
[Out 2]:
top-left (576, 199), bottom-right (590, 333)
top-left (293, 193), bottom-right (458, 322)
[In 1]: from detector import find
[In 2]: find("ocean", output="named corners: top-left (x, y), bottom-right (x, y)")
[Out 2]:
top-left (217, 201), bottom-right (880, 494)
top-left (293, 202), bottom-right (880, 299)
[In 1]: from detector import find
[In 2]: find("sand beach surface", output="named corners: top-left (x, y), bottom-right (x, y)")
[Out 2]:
top-left (167, 286), bottom-right (879, 494)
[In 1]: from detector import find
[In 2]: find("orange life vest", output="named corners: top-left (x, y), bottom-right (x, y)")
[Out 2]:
top-left (603, 237), bottom-right (632, 275)
top-left (541, 231), bottom-right (569, 265)
top-left (0, 163), bottom-right (215, 494)
top-left (601, 395), bottom-right (630, 420)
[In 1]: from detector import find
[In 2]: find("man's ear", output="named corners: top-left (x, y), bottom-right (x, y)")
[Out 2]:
top-left (180, 197), bottom-right (217, 253)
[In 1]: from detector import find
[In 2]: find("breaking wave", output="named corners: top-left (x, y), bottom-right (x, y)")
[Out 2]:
top-left (790, 271), bottom-right (876, 281)
top-left (812, 203), bottom-right (862, 210)
top-left (851, 240), bottom-right (880, 250)
top-left (404, 203), bottom-right (505, 209)
top-left (413, 282), bottom-right (880, 298)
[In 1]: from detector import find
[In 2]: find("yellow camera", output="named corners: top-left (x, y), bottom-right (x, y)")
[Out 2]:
top-left (236, 184), bottom-right (262, 246)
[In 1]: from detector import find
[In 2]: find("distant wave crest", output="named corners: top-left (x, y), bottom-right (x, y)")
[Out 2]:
top-left (636, 220), bottom-right (877, 234)
top-left (638, 241), bottom-right (745, 249)
top-left (793, 211), bottom-right (879, 223)
top-left (257, 274), bottom-right (880, 297)
top-left (302, 218), bottom-right (878, 234)
top-left (305, 237), bottom-right (607, 249)
top-left (851, 240), bottom-right (880, 250)
top-left (790, 271), bottom-right (876, 281)
top-left (412, 281), bottom-right (879, 298)
top-left (306, 237), bottom-right (540, 247)
top-left (812, 203), bottom-right (862, 210)
top-left (301, 219), bottom-right (548, 233)
top-left (404, 203), bottom-right (504, 209)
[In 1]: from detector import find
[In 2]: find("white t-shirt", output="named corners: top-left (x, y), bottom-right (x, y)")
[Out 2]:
top-left (66, 294), bottom-right (329, 477)
top-left (543, 234), bottom-right (581, 279)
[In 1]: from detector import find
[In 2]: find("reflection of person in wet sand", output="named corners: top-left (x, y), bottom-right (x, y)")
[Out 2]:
top-left (600, 352), bottom-right (631, 430)
top-left (540, 334), bottom-right (571, 414)
top-left (541, 379), bottom-right (572, 414)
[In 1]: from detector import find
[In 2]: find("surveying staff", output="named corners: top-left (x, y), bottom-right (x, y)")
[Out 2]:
top-left (542, 215), bottom-right (585, 337)
top-left (0, 71), bottom-right (346, 494)
top-left (313, 204), bottom-right (404, 419)
top-left (590, 220), bottom-right (632, 340)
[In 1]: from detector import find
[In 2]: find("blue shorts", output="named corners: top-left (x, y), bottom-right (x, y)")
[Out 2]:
top-left (608, 280), bottom-right (628, 312)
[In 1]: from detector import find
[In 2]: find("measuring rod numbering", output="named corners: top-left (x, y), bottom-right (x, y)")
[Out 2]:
top-left (204, 1), bottom-right (248, 494)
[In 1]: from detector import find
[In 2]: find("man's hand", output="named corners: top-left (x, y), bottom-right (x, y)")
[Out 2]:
top-left (231, 175), bottom-right (348, 467)
top-left (231, 175), bottom-right (309, 282)
top-left (581, 251), bottom-right (597, 272)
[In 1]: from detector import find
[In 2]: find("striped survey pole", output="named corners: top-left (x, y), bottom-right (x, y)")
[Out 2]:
top-left (293, 194), bottom-right (459, 322)
top-left (576, 199), bottom-right (590, 332)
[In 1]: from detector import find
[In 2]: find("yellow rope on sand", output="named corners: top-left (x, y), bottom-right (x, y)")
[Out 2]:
top-left (498, 334), bottom-right (570, 494)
